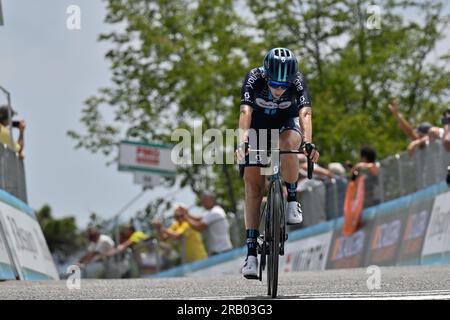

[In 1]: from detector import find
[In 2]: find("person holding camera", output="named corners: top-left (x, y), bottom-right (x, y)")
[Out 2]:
top-left (0, 105), bottom-right (25, 159)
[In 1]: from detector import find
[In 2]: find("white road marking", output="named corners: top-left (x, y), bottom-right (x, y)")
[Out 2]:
top-left (184, 289), bottom-right (450, 300)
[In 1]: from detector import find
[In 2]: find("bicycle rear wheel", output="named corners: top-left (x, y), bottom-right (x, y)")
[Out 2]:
top-left (267, 179), bottom-right (282, 298)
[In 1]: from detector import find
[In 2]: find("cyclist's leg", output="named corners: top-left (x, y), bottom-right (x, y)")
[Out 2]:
top-left (279, 118), bottom-right (303, 224)
top-left (242, 166), bottom-right (265, 279)
top-left (280, 117), bottom-right (303, 185)
top-left (244, 166), bottom-right (265, 253)
top-left (245, 113), bottom-right (270, 238)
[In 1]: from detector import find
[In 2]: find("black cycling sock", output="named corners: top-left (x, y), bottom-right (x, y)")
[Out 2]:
top-left (246, 229), bottom-right (259, 257)
top-left (285, 182), bottom-right (298, 202)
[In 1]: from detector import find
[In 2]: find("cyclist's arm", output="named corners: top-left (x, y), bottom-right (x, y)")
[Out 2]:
top-left (299, 106), bottom-right (313, 143)
top-left (239, 104), bottom-right (253, 142)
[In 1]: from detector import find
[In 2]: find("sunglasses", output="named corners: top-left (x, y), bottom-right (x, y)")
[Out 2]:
top-left (268, 80), bottom-right (290, 90)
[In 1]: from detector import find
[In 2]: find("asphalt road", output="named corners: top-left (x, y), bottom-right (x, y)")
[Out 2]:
top-left (1, 265), bottom-right (450, 300)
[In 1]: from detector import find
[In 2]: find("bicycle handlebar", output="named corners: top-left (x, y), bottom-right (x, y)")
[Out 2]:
top-left (238, 146), bottom-right (315, 179)
top-left (304, 144), bottom-right (315, 180)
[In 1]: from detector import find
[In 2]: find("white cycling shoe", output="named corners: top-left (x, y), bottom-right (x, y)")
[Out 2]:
top-left (287, 201), bottom-right (303, 225)
top-left (242, 255), bottom-right (259, 279)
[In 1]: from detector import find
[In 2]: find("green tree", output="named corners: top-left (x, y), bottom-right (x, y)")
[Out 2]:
top-left (69, 0), bottom-right (450, 245)
top-left (246, 0), bottom-right (450, 162)
top-left (36, 205), bottom-right (85, 263)
top-left (68, 0), bottom-right (256, 218)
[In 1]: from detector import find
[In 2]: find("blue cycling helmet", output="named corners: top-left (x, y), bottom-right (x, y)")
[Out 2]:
top-left (263, 48), bottom-right (298, 83)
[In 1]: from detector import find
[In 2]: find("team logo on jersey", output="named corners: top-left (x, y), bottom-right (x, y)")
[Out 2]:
top-left (255, 98), bottom-right (292, 109)
top-left (245, 70), bottom-right (260, 90)
top-left (294, 77), bottom-right (304, 91)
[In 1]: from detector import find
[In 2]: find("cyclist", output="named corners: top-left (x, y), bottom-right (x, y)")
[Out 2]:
top-left (235, 48), bottom-right (319, 279)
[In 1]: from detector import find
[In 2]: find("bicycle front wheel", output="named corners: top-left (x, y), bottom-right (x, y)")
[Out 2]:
top-left (267, 179), bottom-right (282, 298)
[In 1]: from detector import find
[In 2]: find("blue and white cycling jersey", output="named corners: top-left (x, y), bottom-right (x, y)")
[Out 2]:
top-left (240, 67), bottom-right (311, 120)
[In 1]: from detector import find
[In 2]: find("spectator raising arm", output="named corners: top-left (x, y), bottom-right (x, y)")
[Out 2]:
top-left (388, 100), bottom-right (419, 140)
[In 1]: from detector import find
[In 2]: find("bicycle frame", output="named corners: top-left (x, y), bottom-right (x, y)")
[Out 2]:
top-left (250, 148), bottom-right (314, 298)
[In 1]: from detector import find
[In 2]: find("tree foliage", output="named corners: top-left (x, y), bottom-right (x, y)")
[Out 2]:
top-left (36, 205), bottom-right (86, 263)
top-left (68, 0), bottom-right (450, 222)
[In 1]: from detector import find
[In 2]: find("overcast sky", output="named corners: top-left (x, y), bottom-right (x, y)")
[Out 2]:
top-left (0, 0), bottom-right (196, 227)
top-left (0, 0), bottom-right (449, 228)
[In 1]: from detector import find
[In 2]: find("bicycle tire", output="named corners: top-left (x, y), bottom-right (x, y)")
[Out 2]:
top-left (267, 179), bottom-right (281, 298)
top-left (265, 187), bottom-right (272, 294)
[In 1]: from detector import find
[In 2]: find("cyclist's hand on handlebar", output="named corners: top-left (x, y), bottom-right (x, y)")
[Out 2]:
top-left (304, 142), bottom-right (320, 163)
top-left (235, 141), bottom-right (249, 163)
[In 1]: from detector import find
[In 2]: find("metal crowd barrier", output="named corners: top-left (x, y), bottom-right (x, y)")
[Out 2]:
top-left (297, 140), bottom-right (450, 228)
top-left (0, 144), bottom-right (28, 203)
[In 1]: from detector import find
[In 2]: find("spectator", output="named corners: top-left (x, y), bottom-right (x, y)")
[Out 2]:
top-left (442, 108), bottom-right (450, 152)
top-left (105, 224), bottom-right (149, 257)
top-left (388, 100), bottom-right (444, 156)
top-left (296, 154), bottom-right (327, 227)
top-left (152, 205), bottom-right (207, 263)
top-left (298, 154), bottom-right (334, 181)
top-left (77, 228), bottom-right (115, 267)
top-left (440, 109), bottom-right (450, 187)
top-left (117, 224), bottom-right (149, 252)
top-left (297, 154), bottom-right (331, 191)
top-left (0, 105), bottom-right (25, 159)
top-left (326, 162), bottom-right (348, 219)
top-left (350, 146), bottom-right (379, 178)
top-left (328, 162), bottom-right (347, 180)
top-left (183, 192), bottom-right (233, 256)
top-left (348, 146), bottom-right (381, 207)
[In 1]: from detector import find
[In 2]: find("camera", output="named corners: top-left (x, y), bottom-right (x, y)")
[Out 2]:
top-left (12, 121), bottom-right (21, 128)
top-left (442, 109), bottom-right (450, 125)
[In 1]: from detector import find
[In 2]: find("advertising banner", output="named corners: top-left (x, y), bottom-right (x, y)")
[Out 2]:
top-left (0, 224), bottom-right (16, 280)
top-left (397, 198), bottom-right (434, 265)
top-left (281, 231), bottom-right (333, 272)
top-left (326, 219), bottom-right (374, 269)
top-left (421, 191), bottom-right (450, 261)
top-left (118, 141), bottom-right (176, 176)
top-left (0, 201), bottom-right (59, 280)
top-left (364, 208), bottom-right (408, 266)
